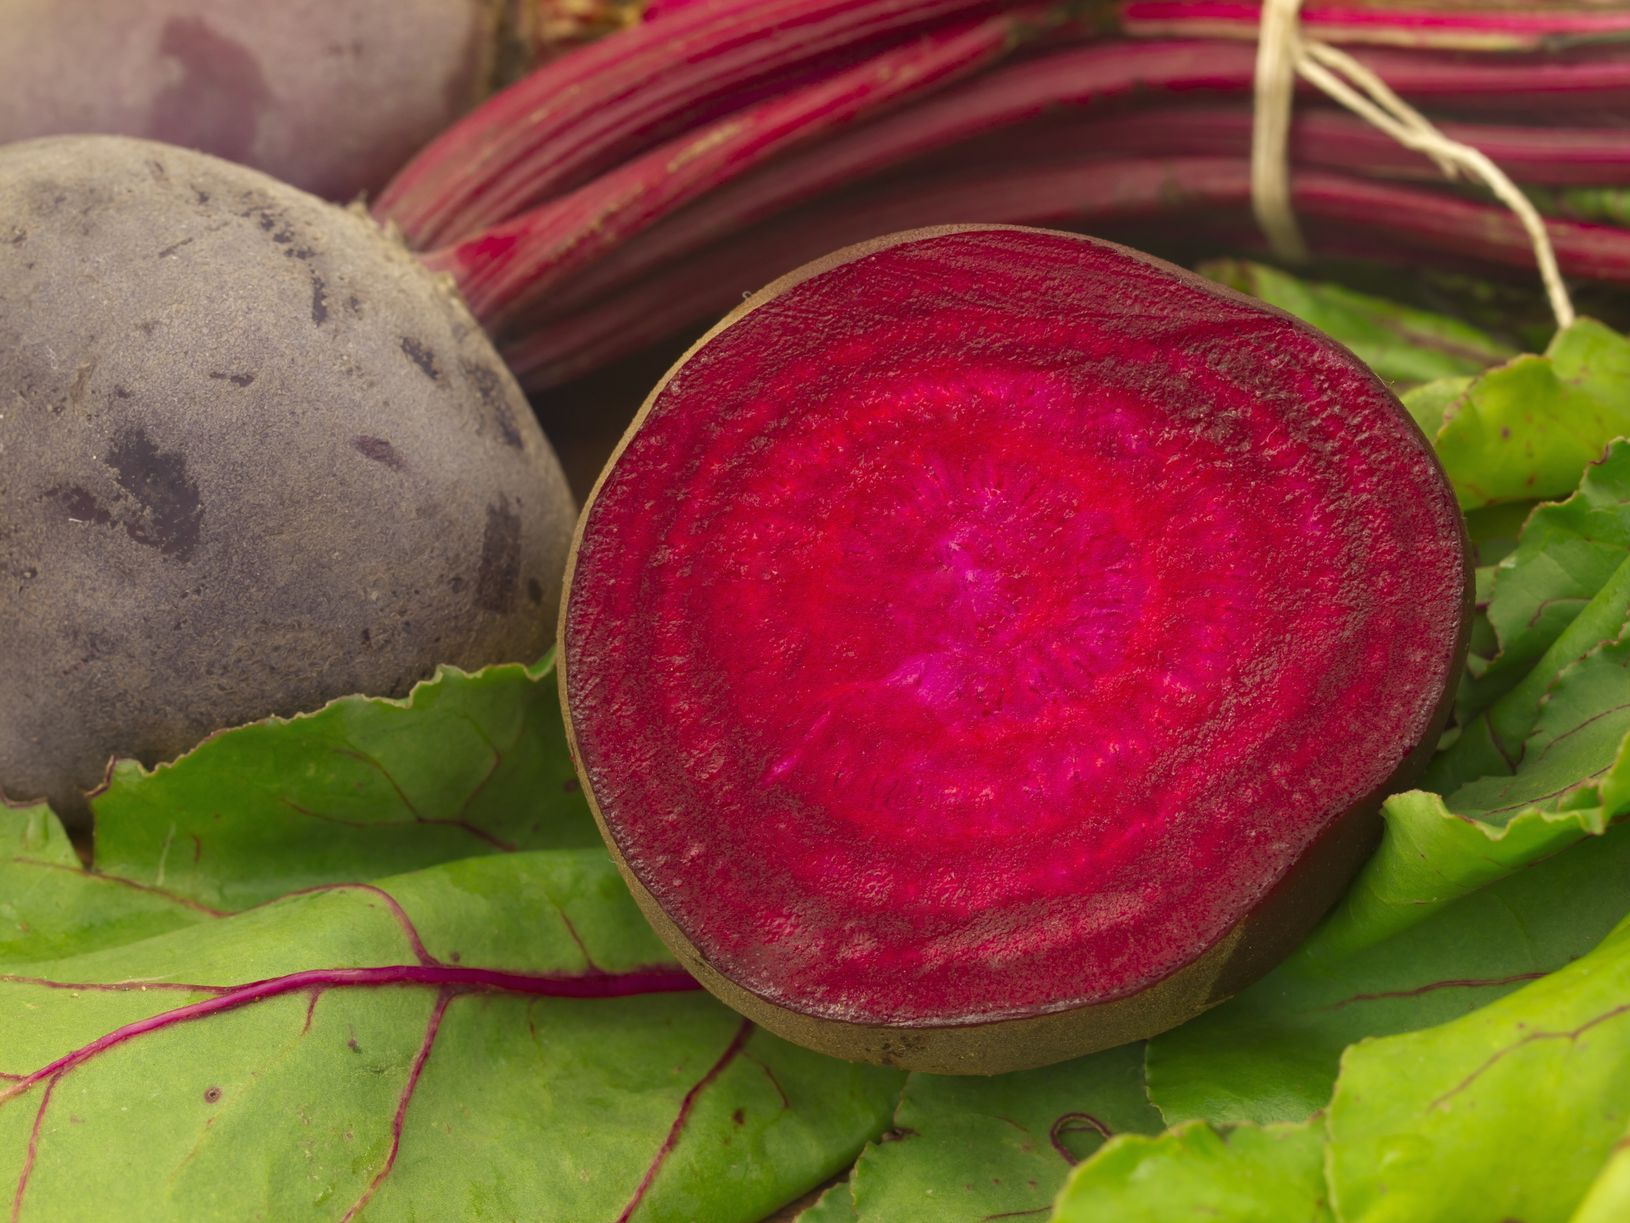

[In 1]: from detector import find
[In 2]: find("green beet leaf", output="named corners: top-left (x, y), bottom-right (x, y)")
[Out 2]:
top-left (1327, 912), bottom-right (1630, 1223)
top-left (820, 1042), bottom-right (1160, 1221)
top-left (1050, 1119), bottom-right (1330, 1223)
top-left (1146, 806), bottom-right (1630, 1126)
top-left (1198, 260), bottom-right (1513, 388)
top-left (0, 802), bottom-right (210, 964)
top-left (1148, 587), bottom-right (1630, 1126)
top-left (1429, 441), bottom-right (1630, 793)
top-left (1455, 438), bottom-right (1630, 725)
top-left (796, 1181), bottom-right (859, 1221)
top-left (1406, 318), bottom-right (1630, 510)
top-left (1570, 1128), bottom-right (1630, 1223)
top-left (1528, 186), bottom-right (1630, 229)
top-left (89, 657), bottom-right (600, 911)
top-left (1148, 613), bottom-right (1630, 1126)
top-left (0, 846), bottom-right (902, 1222)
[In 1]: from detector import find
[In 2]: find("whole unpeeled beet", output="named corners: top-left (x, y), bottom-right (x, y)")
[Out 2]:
top-left (0, 136), bottom-right (575, 817)
top-left (562, 225), bottom-right (1470, 1074)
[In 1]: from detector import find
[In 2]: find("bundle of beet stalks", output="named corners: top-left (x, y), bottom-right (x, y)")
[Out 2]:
top-left (369, 0), bottom-right (1630, 392)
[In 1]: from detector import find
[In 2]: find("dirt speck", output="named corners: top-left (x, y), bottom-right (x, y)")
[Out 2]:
top-left (401, 337), bottom-right (441, 381)
top-left (475, 497), bottom-right (521, 613)
top-left (463, 361), bottom-right (522, 448)
top-left (351, 435), bottom-right (404, 471)
top-left (45, 485), bottom-right (113, 526)
top-left (107, 427), bottom-right (204, 560)
top-left (310, 272), bottom-right (329, 325)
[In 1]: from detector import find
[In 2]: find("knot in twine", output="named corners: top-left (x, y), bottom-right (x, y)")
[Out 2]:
top-left (1251, 0), bottom-right (1574, 329)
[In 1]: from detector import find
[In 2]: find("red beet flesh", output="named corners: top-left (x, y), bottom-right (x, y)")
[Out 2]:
top-left (562, 226), bottom-right (1468, 1072)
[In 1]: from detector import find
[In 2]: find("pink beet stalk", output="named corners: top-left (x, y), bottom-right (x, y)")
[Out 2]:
top-left (501, 158), bottom-right (1630, 388)
top-left (373, 0), bottom-right (1018, 247)
top-left (1120, 1), bottom-right (1630, 50)
top-left (426, 9), bottom-right (1045, 327)
top-left (488, 40), bottom-right (1630, 335)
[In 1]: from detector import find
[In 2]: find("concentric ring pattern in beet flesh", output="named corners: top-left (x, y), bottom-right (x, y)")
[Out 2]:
top-left (563, 226), bottom-right (1468, 1030)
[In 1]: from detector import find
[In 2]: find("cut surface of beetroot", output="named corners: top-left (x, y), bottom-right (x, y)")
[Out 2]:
top-left (562, 226), bottom-right (1468, 1073)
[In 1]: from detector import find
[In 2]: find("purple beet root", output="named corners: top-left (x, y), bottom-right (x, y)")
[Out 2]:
top-left (0, 0), bottom-right (502, 200)
top-left (561, 225), bottom-right (1470, 1074)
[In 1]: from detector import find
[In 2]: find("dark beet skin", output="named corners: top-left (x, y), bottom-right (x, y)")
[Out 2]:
top-left (562, 225), bottom-right (1470, 1074)
top-left (0, 136), bottom-right (575, 817)
top-left (0, 0), bottom-right (500, 201)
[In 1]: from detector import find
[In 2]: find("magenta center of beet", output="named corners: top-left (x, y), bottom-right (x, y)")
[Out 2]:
top-left (566, 229), bottom-right (1466, 1028)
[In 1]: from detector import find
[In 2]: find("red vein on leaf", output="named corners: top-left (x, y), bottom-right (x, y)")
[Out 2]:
top-left (12, 858), bottom-right (226, 917)
top-left (557, 911), bottom-right (602, 972)
top-left (265, 884), bottom-right (435, 965)
top-left (452, 743), bottom-right (505, 825)
top-left (1319, 971), bottom-right (1549, 1012)
top-left (279, 799), bottom-right (517, 853)
top-left (313, 745), bottom-right (523, 848)
top-left (615, 1017), bottom-right (754, 1223)
top-left (332, 748), bottom-right (426, 818)
top-left (10, 1074), bottom-right (57, 1223)
top-left (1526, 595), bottom-right (1589, 630)
top-left (741, 1050), bottom-right (789, 1109)
top-left (302, 988), bottom-right (323, 1034)
top-left (0, 974), bottom-right (225, 995)
top-left (1430, 1002), bottom-right (1630, 1110)
top-left (0, 963), bottom-right (699, 1107)
top-left (1049, 1112), bottom-right (1111, 1164)
top-left (339, 989), bottom-right (452, 1223)
top-left (1474, 752), bottom-right (1614, 816)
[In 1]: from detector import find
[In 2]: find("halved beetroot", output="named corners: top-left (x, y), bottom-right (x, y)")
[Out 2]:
top-left (561, 225), bottom-right (1470, 1074)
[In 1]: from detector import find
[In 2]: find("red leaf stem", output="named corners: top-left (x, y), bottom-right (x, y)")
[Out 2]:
top-left (375, 0), bottom-right (1013, 245)
top-left (338, 990), bottom-right (454, 1223)
top-left (0, 962), bottom-right (700, 1106)
top-left (9, 1076), bottom-right (56, 1223)
top-left (1120, 1), bottom-right (1630, 51)
top-left (432, 10), bottom-right (1040, 327)
top-left (614, 1017), bottom-right (754, 1223)
top-left (497, 56), bottom-right (1630, 334)
top-left (12, 857), bottom-right (227, 918)
top-left (501, 157), bottom-right (1630, 389)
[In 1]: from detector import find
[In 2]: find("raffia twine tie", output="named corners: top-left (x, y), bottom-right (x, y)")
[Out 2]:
top-left (1252, 0), bottom-right (1575, 330)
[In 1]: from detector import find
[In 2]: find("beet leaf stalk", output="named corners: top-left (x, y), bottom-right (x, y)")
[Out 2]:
top-left (501, 157), bottom-right (1630, 389)
top-left (380, 0), bottom-right (1630, 246)
top-left (1028, 106), bottom-right (1630, 187)
top-left (374, 0), bottom-right (1019, 247)
top-left (433, 30), bottom-right (1630, 336)
top-left (1118, 1), bottom-right (1630, 50)
top-left (426, 8), bottom-right (1052, 328)
top-left (489, 34), bottom-right (1630, 337)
